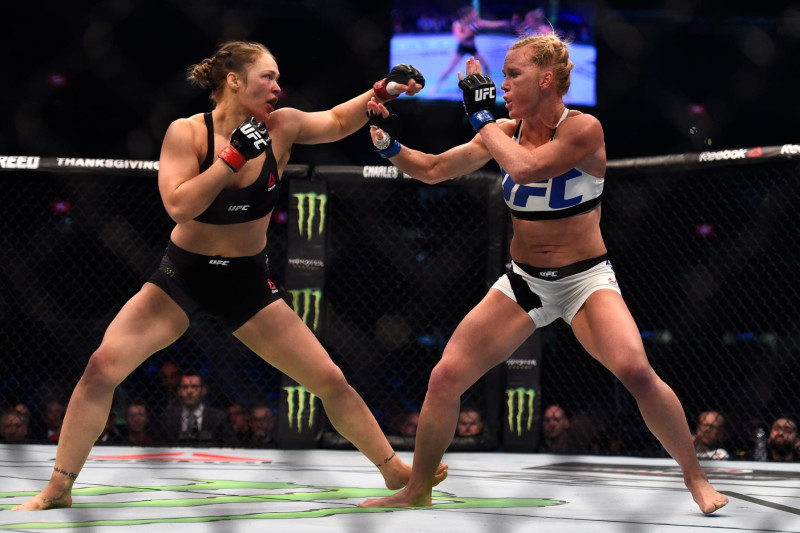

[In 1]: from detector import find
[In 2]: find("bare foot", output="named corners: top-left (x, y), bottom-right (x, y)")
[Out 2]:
top-left (360, 486), bottom-right (431, 508)
top-left (383, 460), bottom-right (448, 490)
top-left (686, 477), bottom-right (728, 514)
top-left (12, 489), bottom-right (72, 511)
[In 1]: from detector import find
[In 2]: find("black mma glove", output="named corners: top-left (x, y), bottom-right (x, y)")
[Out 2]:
top-left (367, 108), bottom-right (403, 158)
top-left (373, 64), bottom-right (426, 101)
top-left (218, 117), bottom-right (271, 172)
top-left (458, 73), bottom-right (497, 132)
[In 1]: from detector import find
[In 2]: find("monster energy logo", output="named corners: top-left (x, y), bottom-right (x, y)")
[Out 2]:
top-left (283, 386), bottom-right (318, 434)
top-left (294, 192), bottom-right (327, 239)
top-left (506, 387), bottom-right (535, 436)
top-left (288, 289), bottom-right (322, 331)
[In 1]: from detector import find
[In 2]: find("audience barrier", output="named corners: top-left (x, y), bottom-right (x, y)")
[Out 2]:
top-left (1, 143), bottom-right (798, 456)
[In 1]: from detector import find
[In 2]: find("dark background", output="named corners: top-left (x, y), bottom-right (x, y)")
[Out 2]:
top-left (2, 1), bottom-right (798, 164)
top-left (1, 0), bottom-right (798, 453)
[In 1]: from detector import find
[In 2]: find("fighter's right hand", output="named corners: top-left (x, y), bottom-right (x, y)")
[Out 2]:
top-left (458, 73), bottom-right (496, 132)
top-left (218, 117), bottom-right (271, 172)
top-left (367, 98), bottom-right (403, 158)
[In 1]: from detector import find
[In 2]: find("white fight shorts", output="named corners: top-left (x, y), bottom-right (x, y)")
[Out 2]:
top-left (492, 254), bottom-right (621, 327)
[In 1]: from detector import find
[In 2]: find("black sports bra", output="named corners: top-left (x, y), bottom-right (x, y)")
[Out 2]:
top-left (193, 113), bottom-right (281, 225)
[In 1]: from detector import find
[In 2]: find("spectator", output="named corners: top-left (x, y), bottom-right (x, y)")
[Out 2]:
top-left (456, 407), bottom-right (484, 437)
top-left (448, 405), bottom-right (499, 451)
top-left (568, 413), bottom-right (598, 453)
top-left (13, 403), bottom-right (32, 439)
top-left (247, 404), bottom-right (276, 448)
top-left (154, 372), bottom-right (233, 445)
top-left (515, 8), bottom-right (551, 37)
top-left (96, 412), bottom-right (123, 444)
top-left (227, 401), bottom-right (253, 445)
top-left (537, 404), bottom-right (577, 454)
top-left (1, 409), bottom-right (30, 443)
top-left (146, 361), bottom-right (182, 418)
top-left (123, 402), bottom-right (152, 445)
top-left (693, 411), bottom-right (729, 460)
top-left (766, 416), bottom-right (799, 462)
top-left (42, 399), bottom-right (66, 443)
top-left (401, 411), bottom-right (421, 437)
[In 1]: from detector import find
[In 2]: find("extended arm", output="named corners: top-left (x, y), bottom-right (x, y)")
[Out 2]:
top-left (366, 98), bottom-right (494, 184)
top-left (271, 64), bottom-right (426, 147)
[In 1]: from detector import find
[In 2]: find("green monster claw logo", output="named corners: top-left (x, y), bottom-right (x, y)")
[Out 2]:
top-left (506, 387), bottom-right (535, 436)
top-left (288, 288), bottom-right (322, 331)
top-left (283, 385), bottom-right (318, 433)
top-left (0, 480), bottom-right (565, 528)
top-left (293, 192), bottom-right (327, 240)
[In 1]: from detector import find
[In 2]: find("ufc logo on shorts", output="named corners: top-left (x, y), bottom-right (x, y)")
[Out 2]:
top-left (241, 123), bottom-right (268, 150)
top-left (474, 87), bottom-right (495, 101)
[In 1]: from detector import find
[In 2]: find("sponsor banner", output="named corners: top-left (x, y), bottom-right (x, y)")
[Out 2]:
top-left (0, 155), bottom-right (40, 170)
top-left (606, 144), bottom-right (800, 171)
top-left (312, 165), bottom-right (416, 181)
top-left (503, 332), bottom-right (542, 452)
top-left (288, 288), bottom-right (323, 333)
top-left (0, 155), bottom-right (157, 174)
top-left (276, 375), bottom-right (323, 449)
top-left (286, 178), bottom-right (328, 288)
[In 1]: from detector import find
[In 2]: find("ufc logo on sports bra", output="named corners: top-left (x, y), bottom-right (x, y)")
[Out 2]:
top-left (474, 87), bottom-right (495, 101)
top-left (241, 122), bottom-right (268, 150)
top-left (503, 168), bottom-right (582, 209)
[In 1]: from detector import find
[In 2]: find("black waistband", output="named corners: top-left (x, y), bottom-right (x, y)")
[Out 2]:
top-left (514, 254), bottom-right (608, 281)
top-left (165, 240), bottom-right (268, 270)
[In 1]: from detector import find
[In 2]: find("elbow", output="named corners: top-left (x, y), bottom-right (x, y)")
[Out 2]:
top-left (163, 202), bottom-right (193, 225)
top-left (507, 165), bottom-right (542, 185)
top-left (417, 172), bottom-right (451, 185)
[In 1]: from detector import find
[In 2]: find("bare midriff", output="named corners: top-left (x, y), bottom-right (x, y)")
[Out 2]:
top-left (509, 207), bottom-right (606, 268)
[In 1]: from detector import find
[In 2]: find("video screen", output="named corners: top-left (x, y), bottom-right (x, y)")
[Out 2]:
top-left (390, 1), bottom-right (596, 106)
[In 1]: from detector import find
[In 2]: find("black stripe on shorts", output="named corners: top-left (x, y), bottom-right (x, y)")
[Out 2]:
top-left (507, 269), bottom-right (543, 313)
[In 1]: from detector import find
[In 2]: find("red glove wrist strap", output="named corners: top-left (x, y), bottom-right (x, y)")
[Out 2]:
top-left (218, 145), bottom-right (246, 172)
top-left (373, 79), bottom-right (397, 102)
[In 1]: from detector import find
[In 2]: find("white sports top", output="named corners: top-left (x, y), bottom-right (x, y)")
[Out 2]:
top-left (501, 108), bottom-right (604, 220)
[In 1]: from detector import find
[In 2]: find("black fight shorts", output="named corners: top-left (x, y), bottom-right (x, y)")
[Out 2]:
top-left (457, 42), bottom-right (478, 56)
top-left (147, 241), bottom-right (282, 332)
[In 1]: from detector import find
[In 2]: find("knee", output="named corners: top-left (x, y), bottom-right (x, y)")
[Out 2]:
top-left (304, 364), bottom-right (350, 400)
top-left (427, 359), bottom-right (463, 399)
top-left (81, 346), bottom-right (123, 389)
top-left (615, 362), bottom-right (659, 399)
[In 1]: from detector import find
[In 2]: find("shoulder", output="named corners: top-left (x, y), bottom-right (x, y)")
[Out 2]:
top-left (264, 107), bottom-right (304, 138)
top-left (205, 406), bottom-right (228, 420)
top-left (265, 107), bottom-right (303, 127)
top-left (558, 111), bottom-right (604, 146)
top-left (564, 110), bottom-right (603, 134)
top-left (496, 118), bottom-right (520, 135)
top-left (164, 113), bottom-right (207, 143)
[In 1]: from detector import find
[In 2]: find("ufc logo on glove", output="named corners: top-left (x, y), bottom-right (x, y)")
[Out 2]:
top-left (474, 87), bottom-right (495, 102)
top-left (241, 123), bottom-right (268, 150)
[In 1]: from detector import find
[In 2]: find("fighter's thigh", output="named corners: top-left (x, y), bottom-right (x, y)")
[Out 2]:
top-left (234, 300), bottom-right (341, 390)
top-left (439, 289), bottom-right (536, 382)
top-left (570, 289), bottom-right (646, 370)
top-left (94, 283), bottom-right (190, 374)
